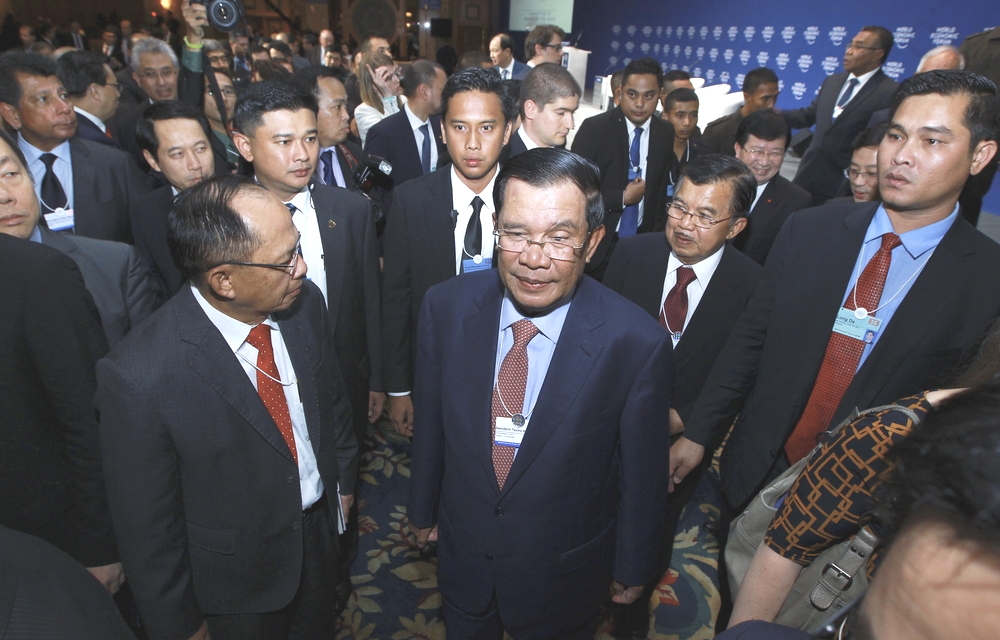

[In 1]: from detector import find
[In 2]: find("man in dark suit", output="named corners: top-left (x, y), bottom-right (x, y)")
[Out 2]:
top-left (381, 67), bottom-right (515, 436)
top-left (489, 32), bottom-right (529, 80)
top-left (306, 29), bottom-right (335, 67)
top-left (0, 51), bottom-right (149, 243)
top-left (604, 154), bottom-right (762, 638)
top-left (731, 109), bottom-right (813, 265)
top-left (781, 26), bottom-right (899, 204)
top-left (572, 56), bottom-right (676, 280)
top-left (0, 233), bottom-right (123, 596)
top-left (364, 59), bottom-right (448, 200)
top-left (0, 129), bottom-right (161, 346)
top-left (100, 25), bottom-right (126, 72)
top-left (98, 175), bottom-right (359, 640)
top-left (661, 87), bottom-right (711, 194)
top-left (502, 62), bottom-right (580, 161)
top-left (671, 71), bottom-right (1000, 516)
top-left (409, 148), bottom-right (673, 639)
top-left (58, 51), bottom-right (122, 148)
top-left (701, 68), bottom-right (780, 156)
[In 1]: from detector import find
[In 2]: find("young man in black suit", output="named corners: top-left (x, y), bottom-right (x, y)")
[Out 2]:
top-left (572, 56), bottom-right (676, 280)
top-left (731, 109), bottom-right (813, 265)
top-left (57, 51), bottom-right (122, 148)
top-left (604, 154), bottom-right (762, 638)
top-left (701, 68), bottom-right (780, 157)
top-left (672, 71), bottom-right (1000, 518)
top-left (502, 62), bottom-right (580, 161)
top-left (381, 67), bottom-right (515, 436)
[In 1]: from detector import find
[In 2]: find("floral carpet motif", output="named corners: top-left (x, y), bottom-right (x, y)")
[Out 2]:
top-left (335, 421), bottom-right (724, 639)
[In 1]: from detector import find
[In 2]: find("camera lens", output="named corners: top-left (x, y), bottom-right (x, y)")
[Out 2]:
top-left (208, 0), bottom-right (243, 31)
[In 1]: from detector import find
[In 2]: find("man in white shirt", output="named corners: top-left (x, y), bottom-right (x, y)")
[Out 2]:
top-left (57, 51), bottom-right (121, 148)
top-left (504, 62), bottom-right (580, 160)
top-left (489, 32), bottom-right (529, 80)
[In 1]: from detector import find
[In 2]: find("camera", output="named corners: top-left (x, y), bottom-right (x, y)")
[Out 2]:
top-left (191, 0), bottom-right (244, 32)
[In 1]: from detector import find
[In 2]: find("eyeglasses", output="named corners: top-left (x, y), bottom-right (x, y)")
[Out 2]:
top-left (494, 229), bottom-right (587, 261)
top-left (742, 147), bottom-right (786, 161)
top-left (207, 86), bottom-right (238, 98)
top-left (543, 42), bottom-right (564, 51)
top-left (140, 68), bottom-right (177, 81)
top-left (846, 42), bottom-right (880, 51)
top-left (105, 82), bottom-right (123, 93)
top-left (205, 236), bottom-right (302, 274)
top-left (844, 168), bottom-right (878, 181)
top-left (666, 202), bottom-right (733, 229)
top-left (207, 54), bottom-right (229, 65)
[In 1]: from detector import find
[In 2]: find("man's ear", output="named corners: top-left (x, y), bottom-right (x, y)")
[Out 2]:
top-left (970, 139), bottom-right (998, 176)
top-left (523, 99), bottom-right (538, 121)
top-left (204, 267), bottom-right (237, 300)
top-left (0, 102), bottom-right (21, 130)
top-left (726, 216), bottom-right (748, 240)
top-left (143, 149), bottom-right (162, 173)
top-left (232, 131), bottom-right (253, 162)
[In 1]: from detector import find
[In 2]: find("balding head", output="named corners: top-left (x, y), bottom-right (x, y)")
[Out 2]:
top-left (916, 45), bottom-right (965, 74)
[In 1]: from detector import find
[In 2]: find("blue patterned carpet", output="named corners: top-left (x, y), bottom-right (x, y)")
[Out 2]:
top-left (335, 421), bottom-right (724, 639)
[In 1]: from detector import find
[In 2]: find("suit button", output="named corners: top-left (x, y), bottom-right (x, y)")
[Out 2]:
top-left (494, 507), bottom-right (504, 516)
top-left (485, 553), bottom-right (493, 560)
top-left (291, 522), bottom-right (301, 531)
top-left (287, 476), bottom-right (295, 484)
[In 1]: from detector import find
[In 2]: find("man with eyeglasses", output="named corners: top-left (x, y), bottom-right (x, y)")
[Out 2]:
top-left (781, 26), bottom-right (899, 205)
top-left (838, 123), bottom-right (887, 204)
top-left (524, 24), bottom-right (566, 68)
top-left (98, 174), bottom-right (359, 640)
top-left (57, 51), bottom-right (123, 149)
top-left (731, 109), bottom-right (813, 266)
top-left (203, 67), bottom-right (240, 166)
top-left (603, 153), bottom-right (762, 639)
top-left (408, 147), bottom-right (673, 639)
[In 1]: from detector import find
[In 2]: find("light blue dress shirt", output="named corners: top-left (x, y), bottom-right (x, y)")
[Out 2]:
top-left (842, 204), bottom-right (958, 370)
top-left (19, 135), bottom-right (74, 211)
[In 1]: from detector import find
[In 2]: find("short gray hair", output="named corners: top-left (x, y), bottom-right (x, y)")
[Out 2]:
top-left (131, 38), bottom-right (178, 73)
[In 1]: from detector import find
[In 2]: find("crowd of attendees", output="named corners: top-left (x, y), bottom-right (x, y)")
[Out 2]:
top-left (1, 3), bottom-right (1000, 639)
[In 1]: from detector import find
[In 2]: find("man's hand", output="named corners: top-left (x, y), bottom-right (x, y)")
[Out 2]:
top-left (340, 493), bottom-right (354, 515)
top-left (669, 436), bottom-right (705, 492)
top-left (87, 562), bottom-right (126, 595)
top-left (611, 580), bottom-right (644, 604)
top-left (668, 408), bottom-right (685, 436)
top-left (623, 177), bottom-right (646, 206)
top-left (410, 522), bottom-right (438, 548)
top-left (181, 0), bottom-right (207, 45)
top-left (368, 391), bottom-right (387, 424)
top-left (187, 621), bottom-right (211, 640)
top-left (389, 394), bottom-right (414, 436)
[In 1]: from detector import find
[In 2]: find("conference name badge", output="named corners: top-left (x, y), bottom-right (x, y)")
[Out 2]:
top-left (494, 416), bottom-right (528, 447)
top-left (43, 207), bottom-right (74, 232)
top-left (462, 254), bottom-right (492, 273)
top-left (833, 307), bottom-right (882, 343)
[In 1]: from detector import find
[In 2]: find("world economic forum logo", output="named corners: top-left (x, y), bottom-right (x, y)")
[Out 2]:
top-left (709, 47), bottom-right (719, 62)
top-left (894, 26), bottom-right (915, 49)
top-left (791, 81), bottom-right (808, 100)
top-left (829, 26), bottom-right (847, 46)
top-left (744, 26), bottom-right (756, 42)
top-left (642, 26), bottom-right (653, 37)
top-left (640, 42), bottom-right (650, 54)
top-left (728, 26), bottom-right (738, 41)
top-left (684, 45), bottom-right (693, 58)
top-left (706, 69), bottom-right (716, 82)
top-left (776, 52), bottom-right (790, 70)
top-left (797, 54), bottom-right (813, 72)
top-left (688, 26), bottom-right (697, 39)
top-left (674, 45), bottom-right (682, 56)
top-left (625, 42), bottom-right (634, 53)
top-left (612, 25), bottom-right (621, 36)
top-left (724, 48), bottom-right (734, 63)
top-left (740, 49), bottom-right (751, 65)
top-left (782, 26), bottom-right (796, 43)
top-left (700, 26), bottom-right (709, 39)
top-left (654, 44), bottom-right (660, 54)
top-left (822, 56), bottom-right (840, 75)
top-left (697, 46), bottom-right (705, 60)
top-left (720, 70), bottom-right (731, 84)
top-left (713, 26), bottom-right (723, 40)
top-left (804, 26), bottom-right (820, 44)
top-left (778, 79), bottom-right (784, 92)
top-left (736, 73), bottom-right (746, 88)
top-left (693, 66), bottom-right (702, 77)
top-left (930, 27), bottom-right (959, 46)
top-left (609, 56), bottom-right (618, 66)
top-left (626, 25), bottom-right (637, 37)
top-left (757, 51), bottom-right (770, 66)
top-left (656, 26), bottom-right (663, 37)
top-left (610, 41), bottom-right (619, 51)
top-left (665, 26), bottom-right (673, 38)
top-left (762, 26), bottom-right (775, 43)
top-left (883, 61), bottom-right (906, 79)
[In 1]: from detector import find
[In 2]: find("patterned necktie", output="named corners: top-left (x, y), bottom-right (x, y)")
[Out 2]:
top-left (246, 324), bottom-right (298, 463)
top-left (785, 232), bottom-right (902, 463)
top-left (836, 78), bottom-right (860, 110)
top-left (320, 148), bottom-right (335, 186)
top-left (39, 153), bottom-right (68, 214)
top-left (491, 319), bottom-right (539, 489)
top-left (620, 128), bottom-right (642, 237)
top-left (419, 122), bottom-right (432, 174)
top-left (659, 266), bottom-right (697, 337)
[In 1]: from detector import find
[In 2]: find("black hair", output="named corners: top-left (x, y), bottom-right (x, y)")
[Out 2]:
top-left (232, 79), bottom-right (317, 136)
top-left (441, 66), bottom-right (517, 125)
top-left (135, 100), bottom-right (214, 157)
top-left (663, 69), bottom-right (691, 83)
top-left (457, 50), bottom-right (492, 71)
top-left (676, 154), bottom-right (757, 220)
top-left (268, 40), bottom-right (292, 60)
top-left (291, 65), bottom-right (349, 102)
top-left (663, 87), bottom-right (699, 113)
top-left (0, 127), bottom-right (30, 175)
top-left (0, 51), bottom-right (58, 106)
top-left (167, 174), bottom-right (266, 280)
top-left (742, 67), bottom-right (779, 94)
top-left (888, 70), bottom-right (1000, 151)
top-left (519, 62), bottom-right (580, 119)
top-left (492, 33), bottom-right (514, 54)
top-left (852, 122), bottom-right (889, 150)
top-left (736, 108), bottom-right (791, 149)
top-left (56, 50), bottom-right (109, 97)
top-left (622, 57), bottom-right (663, 88)
top-left (252, 59), bottom-right (292, 82)
top-left (495, 147), bottom-right (605, 231)
top-left (861, 25), bottom-right (895, 61)
top-left (401, 59), bottom-right (444, 99)
top-left (302, 33), bottom-right (318, 47)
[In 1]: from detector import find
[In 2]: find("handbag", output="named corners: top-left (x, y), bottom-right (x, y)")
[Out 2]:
top-left (725, 403), bottom-right (918, 631)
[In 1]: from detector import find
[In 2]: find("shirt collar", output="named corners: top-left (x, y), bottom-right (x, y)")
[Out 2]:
top-left (289, 186), bottom-right (313, 212)
top-left (450, 164), bottom-right (499, 209)
top-left (29, 225), bottom-right (42, 243)
top-left (18, 134), bottom-right (71, 166)
top-left (499, 289), bottom-right (572, 345)
top-left (866, 203), bottom-right (959, 259)
top-left (501, 59), bottom-right (515, 74)
top-left (73, 106), bottom-right (106, 132)
top-left (624, 115), bottom-right (651, 136)
top-left (849, 67), bottom-right (879, 84)
top-left (190, 282), bottom-right (280, 353)
top-left (517, 125), bottom-right (540, 150)
top-left (667, 244), bottom-right (725, 281)
top-left (404, 103), bottom-right (428, 130)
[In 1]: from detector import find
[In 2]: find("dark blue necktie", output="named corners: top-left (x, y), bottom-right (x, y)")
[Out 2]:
top-left (321, 149), bottom-right (335, 186)
top-left (620, 128), bottom-right (642, 237)
top-left (836, 78), bottom-right (860, 110)
top-left (419, 122), bottom-right (432, 174)
top-left (39, 153), bottom-right (68, 214)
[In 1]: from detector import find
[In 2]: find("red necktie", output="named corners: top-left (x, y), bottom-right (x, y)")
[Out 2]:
top-left (246, 324), bottom-right (298, 463)
top-left (491, 319), bottom-right (539, 489)
top-left (105, 128), bottom-right (113, 139)
top-left (659, 266), bottom-right (696, 336)
top-left (784, 232), bottom-right (902, 463)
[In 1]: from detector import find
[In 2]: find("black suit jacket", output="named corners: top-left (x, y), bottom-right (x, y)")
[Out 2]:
top-left (74, 112), bottom-right (121, 149)
top-left (603, 238), bottom-right (762, 423)
top-left (498, 129), bottom-right (529, 165)
top-left (783, 70), bottom-right (898, 200)
top-left (408, 271), bottom-right (673, 636)
top-left (571, 107), bottom-right (676, 275)
top-left (115, 67), bottom-right (147, 110)
top-left (701, 108), bottom-right (744, 157)
top-left (131, 185), bottom-right (182, 295)
top-left (97, 283), bottom-right (358, 640)
top-left (364, 109), bottom-right (448, 196)
top-left (685, 201), bottom-right (1000, 508)
top-left (731, 175), bottom-right (813, 266)
top-left (0, 235), bottom-right (117, 568)
top-left (70, 136), bottom-right (150, 243)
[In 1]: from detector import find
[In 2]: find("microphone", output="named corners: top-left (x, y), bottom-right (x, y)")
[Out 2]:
top-left (352, 154), bottom-right (392, 193)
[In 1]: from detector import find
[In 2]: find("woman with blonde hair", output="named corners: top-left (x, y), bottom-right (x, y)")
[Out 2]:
top-left (354, 51), bottom-right (402, 145)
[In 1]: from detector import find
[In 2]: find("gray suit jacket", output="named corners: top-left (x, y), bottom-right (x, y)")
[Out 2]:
top-left (40, 228), bottom-right (162, 347)
top-left (69, 136), bottom-right (150, 243)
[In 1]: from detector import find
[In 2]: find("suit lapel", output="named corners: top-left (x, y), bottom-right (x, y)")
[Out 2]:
top-left (38, 226), bottom-right (77, 254)
top-left (833, 71), bottom-right (886, 127)
top-left (69, 137), bottom-right (92, 217)
top-left (178, 288), bottom-right (296, 463)
top-left (311, 185), bottom-right (346, 333)
top-left (500, 279), bottom-right (606, 498)
top-left (277, 309), bottom-right (322, 451)
top-left (423, 169), bottom-right (457, 282)
top-left (635, 238), bottom-right (670, 318)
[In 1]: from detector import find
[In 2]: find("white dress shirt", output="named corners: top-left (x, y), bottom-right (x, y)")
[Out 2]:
top-left (451, 166), bottom-right (498, 274)
top-left (19, 135), bottom-right (74, 211)
top-left (659, 246), bottom-right (725, 347)
top-left (750, 181), bottom-right (769, 213)
top-left (498, 59), bottom-right (515, 80)
top-left (404, 103), bottom-right (439, 173)
top-left (190, 284), bottom-right (323, 509)
top-left (833, 67), bottom-right (879, 119)
top-left (74, 106), bottom-right (107, 133)
top-left (287, 187), bottom-right (328, 304)
top-left (622, 116), bottom-right (651, 231)
top-left (516, 125), bottom-right (541, 150)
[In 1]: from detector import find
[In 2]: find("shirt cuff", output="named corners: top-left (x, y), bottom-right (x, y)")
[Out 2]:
top-left (387, 391), bottom-right (411, 397)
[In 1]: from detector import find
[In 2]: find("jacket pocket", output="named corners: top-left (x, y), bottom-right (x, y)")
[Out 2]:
top-left (186, 520), bottom-right (236, 554)
top-left (557, 517), bottom-right (616, 575)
